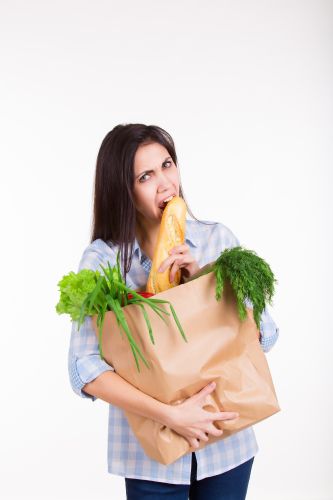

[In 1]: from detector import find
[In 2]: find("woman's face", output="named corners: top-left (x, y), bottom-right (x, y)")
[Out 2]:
top-left (132, 142), bottom-right (180, 225)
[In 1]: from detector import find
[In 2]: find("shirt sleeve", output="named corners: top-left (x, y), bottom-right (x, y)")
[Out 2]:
top-left (68, 317), bottom-right (115, 401)
top-left (244, 298), bottom-right (280, 353)
top-left (222, 224), bottom-right (280, 354)
top-left (67, 244), bottom-right (116, 402)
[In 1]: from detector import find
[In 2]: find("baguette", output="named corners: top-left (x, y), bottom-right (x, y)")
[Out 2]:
top-left (146, 196), bottom-right (187, 293)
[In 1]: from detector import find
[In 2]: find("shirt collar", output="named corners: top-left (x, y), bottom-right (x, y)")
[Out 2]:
top-left (133, 221), bottom-right (198, 263)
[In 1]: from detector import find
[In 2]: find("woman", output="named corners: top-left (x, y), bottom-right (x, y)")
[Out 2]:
top-left (68, 123), bottom-right (279, 499)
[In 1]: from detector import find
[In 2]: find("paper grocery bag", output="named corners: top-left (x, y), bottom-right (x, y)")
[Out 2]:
top-left (91, 271), bottom-right (280, 466)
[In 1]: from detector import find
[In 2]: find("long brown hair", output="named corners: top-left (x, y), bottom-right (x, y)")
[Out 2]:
top-left (91, 123), bottom-right (215, 282)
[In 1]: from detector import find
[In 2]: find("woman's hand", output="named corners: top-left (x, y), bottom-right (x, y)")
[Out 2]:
top-left (158, 244), bottom-right (200, 283)
top-left (164, 381), bottom-right (239, 450)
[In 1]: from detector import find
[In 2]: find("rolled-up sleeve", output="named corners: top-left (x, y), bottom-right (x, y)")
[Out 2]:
top-left (257, 305), bottom-right (279, 352)
top-left (244, 298), bottom-right (279, 352)
top-left (67, 243), bottom-right (116, 401)
top-left (68, 317), bottom-right (115, 401)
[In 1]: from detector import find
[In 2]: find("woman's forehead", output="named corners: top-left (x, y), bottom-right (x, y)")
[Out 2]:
top-left (134, 142), bottom-right (169, 172)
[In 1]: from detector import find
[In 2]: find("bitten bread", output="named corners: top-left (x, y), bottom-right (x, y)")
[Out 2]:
top-left (146, 196), bottom-right (187, 293)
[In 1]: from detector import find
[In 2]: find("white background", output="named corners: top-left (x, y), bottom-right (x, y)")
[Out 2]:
top-left (1, 1), bottom-right (332, 499)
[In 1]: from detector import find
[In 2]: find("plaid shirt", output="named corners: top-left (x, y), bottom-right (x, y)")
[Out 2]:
top-left (68, 219), bottom-right (279, 484)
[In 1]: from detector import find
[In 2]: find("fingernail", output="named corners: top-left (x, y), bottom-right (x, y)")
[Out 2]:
top-left (210, 382), bottom-right (215, 388)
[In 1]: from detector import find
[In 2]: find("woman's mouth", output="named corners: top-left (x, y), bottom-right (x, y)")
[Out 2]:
top-left (158, 195), bottom-right (175, 213)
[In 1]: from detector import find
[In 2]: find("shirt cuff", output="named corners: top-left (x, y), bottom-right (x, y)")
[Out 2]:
top-left (68, 353), bottom-right (115, 401)
top-left (244, 299), bottom-right (279, 353)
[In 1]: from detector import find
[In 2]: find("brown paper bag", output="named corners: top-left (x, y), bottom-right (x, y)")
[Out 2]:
top-left (91, 271), bottom-right (280, 465)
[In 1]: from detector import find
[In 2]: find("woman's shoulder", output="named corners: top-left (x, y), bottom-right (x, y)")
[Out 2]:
top-left (77, 238), bottom-right (117, 272)
top-left (186, 218), bottom-right (240, 248)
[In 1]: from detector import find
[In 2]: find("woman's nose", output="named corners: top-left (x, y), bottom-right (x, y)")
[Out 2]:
top-left (157, 173), bottom-right (172, 192)
top-left (158, 184), bottom-right (172, 194)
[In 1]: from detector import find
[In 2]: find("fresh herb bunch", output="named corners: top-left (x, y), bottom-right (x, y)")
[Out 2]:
top-left (213, 246), bottom-right (277, 329)
top-left (56, 251), bottom-right (187, 372)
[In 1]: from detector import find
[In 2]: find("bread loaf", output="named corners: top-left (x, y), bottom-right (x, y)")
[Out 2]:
top-left (146, 196), bottom-right (187, 293)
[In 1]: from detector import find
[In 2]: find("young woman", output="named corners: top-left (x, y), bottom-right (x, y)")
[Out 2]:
top-left (68, 123), bottom-right (279, 499)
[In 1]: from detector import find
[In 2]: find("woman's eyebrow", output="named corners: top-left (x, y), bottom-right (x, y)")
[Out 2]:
top-left (135, 157), bottom-right (171, 179)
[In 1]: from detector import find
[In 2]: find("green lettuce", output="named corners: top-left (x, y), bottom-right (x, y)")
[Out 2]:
top-left (56, 269), bottom-right (101, 322)
top-left (55, 253), bottom-right (186, 373)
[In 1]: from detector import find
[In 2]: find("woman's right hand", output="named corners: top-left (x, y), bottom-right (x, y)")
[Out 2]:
top-left (165, 381), bottom-right (239, 450)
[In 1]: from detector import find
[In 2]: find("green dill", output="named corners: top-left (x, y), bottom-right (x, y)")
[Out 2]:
top-left (213, 246), bottom-right (277, 329)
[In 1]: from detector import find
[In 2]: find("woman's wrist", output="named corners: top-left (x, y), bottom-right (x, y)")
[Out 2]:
top-left (159, 402), bottom-right (178, 427)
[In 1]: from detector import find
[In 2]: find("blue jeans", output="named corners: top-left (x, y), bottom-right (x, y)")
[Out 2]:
top-left (125, 453), bottom-right (255, 499)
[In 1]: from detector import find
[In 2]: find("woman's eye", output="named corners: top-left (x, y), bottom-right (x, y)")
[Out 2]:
top-left (139, 173), bottom-right (149, 183)
top-left (138, 161), bottom-right (172, 183)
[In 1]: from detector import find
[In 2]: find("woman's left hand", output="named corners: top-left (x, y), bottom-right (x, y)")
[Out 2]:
top-left (158, 244), bottom-right (200, 283)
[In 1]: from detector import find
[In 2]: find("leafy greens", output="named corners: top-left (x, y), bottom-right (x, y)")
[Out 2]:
top-left (56, 250), bottom-right (187, 372)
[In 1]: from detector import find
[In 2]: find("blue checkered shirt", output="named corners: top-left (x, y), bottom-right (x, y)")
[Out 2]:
top-left (68, 219), bottom-right (279, 484)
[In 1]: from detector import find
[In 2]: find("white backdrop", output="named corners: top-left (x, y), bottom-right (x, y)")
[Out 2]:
top-left (1, 1), bottom-right (332, 499)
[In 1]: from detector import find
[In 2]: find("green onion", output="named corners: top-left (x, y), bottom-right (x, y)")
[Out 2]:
top-left (56, 249), bottom-right (187, 372)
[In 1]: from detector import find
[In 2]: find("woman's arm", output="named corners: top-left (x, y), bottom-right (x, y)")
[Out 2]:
top-left (82, 371), bottom-right (171, 426)
top-left (82, 371), bottom-right (240, 451)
